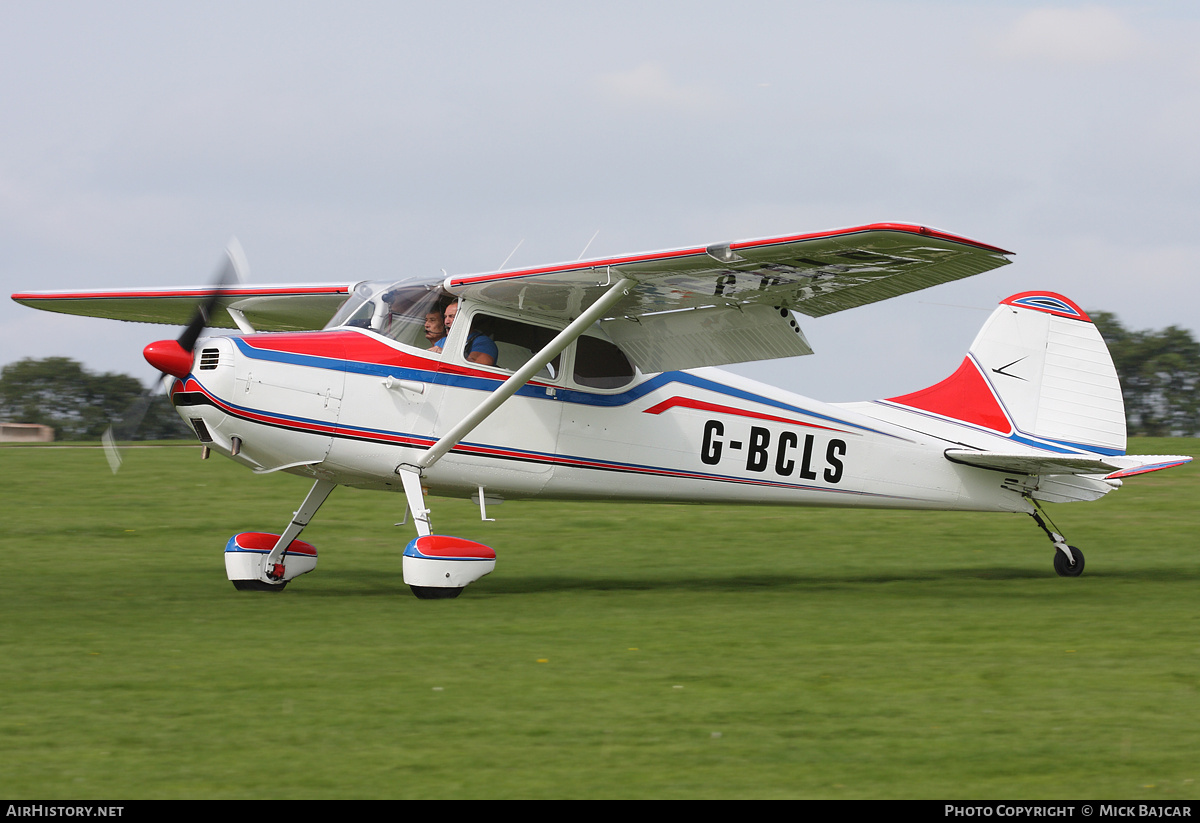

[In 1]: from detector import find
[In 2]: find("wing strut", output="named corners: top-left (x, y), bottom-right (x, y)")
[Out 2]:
top-left (411, 276), bottom-right (636, 473)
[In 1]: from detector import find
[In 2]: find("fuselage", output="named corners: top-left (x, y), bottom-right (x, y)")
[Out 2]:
top-left (169, 322), bottom-right (1033, 516)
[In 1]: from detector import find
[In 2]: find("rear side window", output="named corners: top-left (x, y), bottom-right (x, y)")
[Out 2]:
top-left (573, 336), bottom-right (635, 389)
top-left (468, 314), bottom-right (561, 379)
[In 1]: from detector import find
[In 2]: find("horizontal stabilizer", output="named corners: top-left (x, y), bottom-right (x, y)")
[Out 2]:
top-left (946, 449), bottom-right (1191, 479)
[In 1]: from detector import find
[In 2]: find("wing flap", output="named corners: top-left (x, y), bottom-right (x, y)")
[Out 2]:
top-left (600, 303), bottom-right (813, 372)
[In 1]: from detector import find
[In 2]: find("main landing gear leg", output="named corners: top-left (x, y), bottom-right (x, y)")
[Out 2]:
top-left (263, 477), bottom-right (338, 578)
top-left (1028, 503), bottom-right (1085, 578)
top-left (396, 465), bottom-right (433, 538)
top-left (395, 465), bottom-right (495, 599)
top-left (226, 477), bottom-right (336, 591)
top-left (225, 477), bottom-right (336, 592)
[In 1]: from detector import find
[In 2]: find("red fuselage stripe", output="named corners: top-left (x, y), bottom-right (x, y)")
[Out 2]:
top-left (643, 396), bottom-right (848, 433)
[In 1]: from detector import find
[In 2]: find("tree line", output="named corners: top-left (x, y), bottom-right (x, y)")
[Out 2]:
top-left (1091, 313), bottom-right (1199, 437)
top-left (1, 311), bottom-right (1197, 439)
top-left (0, 357), bottom-right (192, 441)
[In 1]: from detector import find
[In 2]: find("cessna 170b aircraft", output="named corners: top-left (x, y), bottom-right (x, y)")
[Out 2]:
top-left (13, 223), bottom-right (1191, 598)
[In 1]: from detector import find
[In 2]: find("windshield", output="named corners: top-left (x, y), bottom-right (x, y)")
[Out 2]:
top-left (325, 275), bottom-right (454, 350)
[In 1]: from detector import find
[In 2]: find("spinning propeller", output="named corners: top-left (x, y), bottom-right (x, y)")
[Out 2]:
top-left (101, 239), bottom-right (248, 473)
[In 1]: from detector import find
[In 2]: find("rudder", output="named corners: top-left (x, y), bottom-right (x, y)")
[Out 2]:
top-left (886, 292), bottom-right (1125, 455)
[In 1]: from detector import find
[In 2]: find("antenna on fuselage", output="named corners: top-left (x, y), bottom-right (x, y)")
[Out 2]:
top-left (577, 229), bottom-right (600, 260)
top-left (498, 239), bottom-right (524, 270)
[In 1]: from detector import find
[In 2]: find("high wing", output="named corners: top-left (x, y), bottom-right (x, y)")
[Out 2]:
top-left (12, 224), bottom-right (1011, 370)
top-left (446, 223), bottom-right (1012, 371)
top-left (11, 283), bottom-right (354, 332)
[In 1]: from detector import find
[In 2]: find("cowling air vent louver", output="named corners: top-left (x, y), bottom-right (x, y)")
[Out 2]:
top-left (199, 348), bottom-right (220, 370)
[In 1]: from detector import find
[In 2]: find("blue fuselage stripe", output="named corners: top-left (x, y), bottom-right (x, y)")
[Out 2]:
top-left (231, 337), bottom-right (889, 435)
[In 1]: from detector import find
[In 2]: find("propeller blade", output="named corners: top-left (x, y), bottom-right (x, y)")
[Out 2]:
top-left (108, 238), bottom-right (248, 473)
top-left (100, 426), bottom-right (122, 474)
top-left (101, 374), bottom-right (167, 474)
top-left (176, 238), bottom-right (247, 354)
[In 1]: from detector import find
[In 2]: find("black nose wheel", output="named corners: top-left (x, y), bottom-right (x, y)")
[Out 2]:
top-left (232, 579), bottom-right (288, 592)
top-left (410, 586), bottom-right (462, 599)
top-left (1053, 545), bottom-right (1085, 577)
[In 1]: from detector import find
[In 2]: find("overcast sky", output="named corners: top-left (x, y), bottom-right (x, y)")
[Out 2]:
top-left (2, 1), bottom-right (1197, 402)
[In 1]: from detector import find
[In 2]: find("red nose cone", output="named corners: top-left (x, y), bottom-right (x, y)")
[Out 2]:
top-left (143, 339), bottom-right (194, 378)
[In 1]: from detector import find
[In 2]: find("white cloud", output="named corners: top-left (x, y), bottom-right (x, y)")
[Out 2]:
top-left (595, 62), bottom-right (719, 112)
top-left (994, 6), bottom-right (1144, 65)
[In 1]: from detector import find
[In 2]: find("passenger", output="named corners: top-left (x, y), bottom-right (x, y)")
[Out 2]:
top-left (430, 300), bottom-right (497, 366)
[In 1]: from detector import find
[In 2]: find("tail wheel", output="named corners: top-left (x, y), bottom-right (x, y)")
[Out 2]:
top-left (1053, 546), bottom-right (1085, 578)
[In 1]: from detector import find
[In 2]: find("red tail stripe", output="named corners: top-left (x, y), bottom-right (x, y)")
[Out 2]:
top-left (887, 357), bottom-right (1012, 434)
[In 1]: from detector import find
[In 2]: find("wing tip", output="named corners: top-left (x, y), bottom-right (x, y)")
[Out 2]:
top-left (730, 222), bottom-right (1014, 256)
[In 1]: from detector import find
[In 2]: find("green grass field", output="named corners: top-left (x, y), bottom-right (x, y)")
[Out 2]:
top-left (1, 439), bottom-right (1197, 799)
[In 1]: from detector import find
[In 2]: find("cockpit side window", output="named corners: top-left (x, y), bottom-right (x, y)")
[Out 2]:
top-left (327, 278), bottom-right (452, 351)
top-left (376, 287), bottom-right (451, 349)
top-left (466, 313), bottom-right (561, 379)
top-left (327, 281), bottom-right (382, 330)
top-left (341, 298), bottom-right (376, 329)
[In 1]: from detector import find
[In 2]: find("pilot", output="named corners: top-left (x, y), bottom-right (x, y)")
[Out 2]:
top-left (430, 300), bottom-right (497, 366)
top-left (423, 306), bottom-right (446, 347)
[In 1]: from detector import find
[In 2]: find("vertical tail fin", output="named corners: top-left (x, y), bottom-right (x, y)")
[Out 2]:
top-left (885, 293), bottom-right (1126, 455)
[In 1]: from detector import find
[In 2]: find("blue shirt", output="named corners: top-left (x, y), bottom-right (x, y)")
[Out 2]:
top-left (438, 332), bottom-right (498, 363)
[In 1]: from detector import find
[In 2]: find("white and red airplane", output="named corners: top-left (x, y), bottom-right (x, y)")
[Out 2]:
top-left (13, 223), bottom-right (1191, 597)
